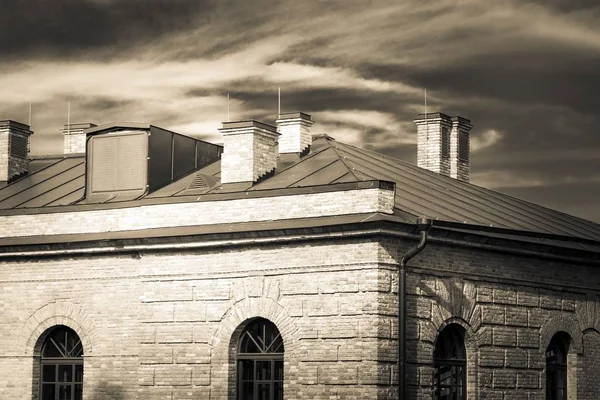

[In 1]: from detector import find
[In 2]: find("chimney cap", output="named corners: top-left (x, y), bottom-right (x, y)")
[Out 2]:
top-left (277, 112), bottom-right (313, 122)
top-left (85, 122), bottom-right (151, 136)
top-left (451, 116), bottom-right (472, 126)
top-left (414, 112), bottom-right (452, 122)
top-left (0, 120), bottom-right (32, 131)
top-left (220, 120), bottom-right (278, 133)
top-left (62, 122), bottom-right (97, 131)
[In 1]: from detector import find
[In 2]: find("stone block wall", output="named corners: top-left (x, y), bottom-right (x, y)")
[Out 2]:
top-left (0, 237), bottom-right (398, 400)
top-left (379, 237), bottom-right (600, 400)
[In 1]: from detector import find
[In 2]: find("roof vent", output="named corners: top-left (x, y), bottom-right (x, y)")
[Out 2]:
top-left (185, 173), bottom-right (217, 194)
top-left (84, 123), bottom-right (222, 202)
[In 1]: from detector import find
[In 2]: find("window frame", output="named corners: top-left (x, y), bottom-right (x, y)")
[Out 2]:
top-left (433, 324), bottom-right (467, 400)
top-left (546, 333), bottom-right (569, 400)
top-left (39, 326), bottom-right (84, 400)
top-left (236, 318), bottom-right (284, 400)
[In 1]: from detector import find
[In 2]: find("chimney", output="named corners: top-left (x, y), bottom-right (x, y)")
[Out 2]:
top-left (276, 112), bottom-right (314, 154)
top-left (219, 120), bottom-right (279, 185)
top-left (0, 120), bottom-right (34, 187)
top-left (414, 113), bottom-right (472, 182)
top-left (62, 122), bottom-right (97, 154)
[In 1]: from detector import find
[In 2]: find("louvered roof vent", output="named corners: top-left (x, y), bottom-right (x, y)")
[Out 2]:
top-left (184, 173), bottom-right (218, 194)
top-left (84, 123), bottom-right (222, 202)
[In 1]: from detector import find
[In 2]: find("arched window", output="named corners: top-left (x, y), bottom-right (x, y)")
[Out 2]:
top-left (40, 326), bottom-right (84, 400)
top-left (237, 318), bottom-right (284, 400)
top-left (434, 324), bottom-right (466, 400)
top-left (546, 333), bottom-right (569, 400)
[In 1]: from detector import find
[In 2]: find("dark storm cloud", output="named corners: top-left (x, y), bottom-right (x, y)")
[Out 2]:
top-left (525, 0), bottom-right (600, 13)
top-left (0, 0), bottom-right (216, 60)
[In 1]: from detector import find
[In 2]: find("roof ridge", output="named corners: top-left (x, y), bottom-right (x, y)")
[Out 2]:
top-left (328, 139), bottom-right (364, 182)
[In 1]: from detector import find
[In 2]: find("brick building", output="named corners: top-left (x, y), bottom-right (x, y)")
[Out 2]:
top-left (0, 112), bottom-right (598, 400)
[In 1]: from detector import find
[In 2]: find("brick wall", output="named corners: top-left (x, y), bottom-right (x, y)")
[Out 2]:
top-left (0, 185), bottom-right (394, 239)
top-left (0, 123), bottom-right (32, 183)
top-left (220, 125), bottom-right (279, 184)
top-left (1, 205), bottom-right (598, 399)
top-left (63, 132), bottom-right (86, 154)
top-left (379, 237), bottom-right (600, 400)
top-left (277, 118), bottom-right (313, 154)
top-left (0, 237), bottom-right (400, 400)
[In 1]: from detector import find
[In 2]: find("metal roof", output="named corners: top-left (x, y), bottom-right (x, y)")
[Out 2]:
top-left (1, 135), bottom-right (599, 243)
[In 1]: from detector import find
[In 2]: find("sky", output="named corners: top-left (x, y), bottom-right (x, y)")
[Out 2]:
top-left (1, 0), bottom-right (599, 223)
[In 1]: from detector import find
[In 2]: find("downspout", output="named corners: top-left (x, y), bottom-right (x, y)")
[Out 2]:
top-left (399, 217), bottom-right (432, 400)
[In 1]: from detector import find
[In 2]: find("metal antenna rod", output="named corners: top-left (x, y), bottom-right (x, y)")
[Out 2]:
top-left (278, 87), bottom-right (281, 117)
top-left (424, 88), bottom-right (428, 139)
top-left (227, 94), bottom-right (230, 122)
top-left (67, 101), bottom-right (71, 135)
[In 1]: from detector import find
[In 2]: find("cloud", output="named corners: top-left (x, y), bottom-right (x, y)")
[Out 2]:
top-left (0, 0), bottom-right (599, 222)
top-left (471, 130), bottom-right (502, 151)
top-left (0, 0), bottom-right (217, 61)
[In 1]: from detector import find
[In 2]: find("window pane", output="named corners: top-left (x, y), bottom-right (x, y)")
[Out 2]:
top-left (75, 365), bottom-right (84, 383)
top-left (74, 384), bottom-right (83, 400)
top-left (257, 383), bottom-right (270, 400)
top-left (43, 341), bottom-right (63, 358)
top-left (239, 360), bottom-right (254, 380)
top-left (274, 360), bottom-right (284, 381)
top-left (43, 365), bottom-right (56, 383)
top-left (256, 361), bottom-right (271, 381)
top-left (58, 385), bottom-right (71, 400)
top-left (241, 382), bottom-right (254, 400)
top-left (274, 382), bottom-right (283, 400)
top-left (42, 383), bottom-right (56, 400)
top-left (58, 365), bottom-right (73, 383)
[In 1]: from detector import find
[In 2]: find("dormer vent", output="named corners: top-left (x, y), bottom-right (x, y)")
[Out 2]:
top-left (85, 123), bottom-right (222, 201)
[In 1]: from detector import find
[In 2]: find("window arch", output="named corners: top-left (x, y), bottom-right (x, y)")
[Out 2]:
top-left (40, 325), bottom-right (84, 400)
top-left (237, 318), bottom-right (284, 400)
top-left (546, 332), bottom-right (569, 400)
top-left (434, 324), bottom-right (466, 400)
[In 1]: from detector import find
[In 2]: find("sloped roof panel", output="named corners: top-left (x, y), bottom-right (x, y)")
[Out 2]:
top-left (0, 157), bottom-right (85, 209)
top-left (328, 139), bottom-right (600, 241)
top-left (0, 135), bottom-right (598, 244)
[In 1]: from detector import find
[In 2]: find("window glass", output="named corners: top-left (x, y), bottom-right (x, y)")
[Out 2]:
top-left (546, 333), bottom-right (569, 400)
top-left (434, 324), bottom-right (466, 400)
top-left (237, 318), bottom-right (284, 400)
top-left (40, 326), bottom-right (83, 400)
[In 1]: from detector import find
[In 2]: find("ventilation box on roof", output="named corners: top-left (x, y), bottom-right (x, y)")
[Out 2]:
top-left (85, 123), bottom-right (222, 202)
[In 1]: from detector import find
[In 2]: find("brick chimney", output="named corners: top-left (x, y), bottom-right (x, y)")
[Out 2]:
top-left (414, 113), bottom-right (472, 182)
top-left (219, 120), bottom-right (279, 184)
top-left (0, 120), bottom-right (34, 187)
top-left (276, 112), bottom-right (314, 154)
top-left (62, 122), bottom-right (97, 154)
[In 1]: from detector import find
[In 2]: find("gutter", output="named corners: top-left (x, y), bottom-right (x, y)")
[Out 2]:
top-left (398, 217), bottom-right (432, 400)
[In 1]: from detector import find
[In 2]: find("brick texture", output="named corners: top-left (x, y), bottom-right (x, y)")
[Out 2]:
top-left (0, 203), bottom-right (598, 400)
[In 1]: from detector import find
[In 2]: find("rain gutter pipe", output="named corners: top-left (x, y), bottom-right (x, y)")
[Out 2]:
top-left (399, 217), bottom-right (432, 400)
